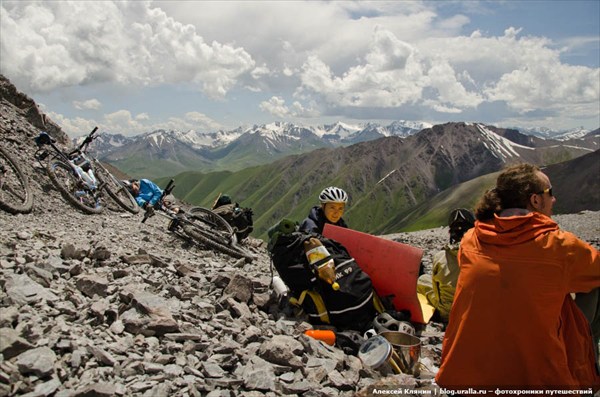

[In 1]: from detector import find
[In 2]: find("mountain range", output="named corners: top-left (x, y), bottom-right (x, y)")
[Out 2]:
top-left (155, 122), bottom-right (598, 238)
top-left (78, 121), bottom-right (598, 179)
top-left (77, 121), bottom-right (432, 178)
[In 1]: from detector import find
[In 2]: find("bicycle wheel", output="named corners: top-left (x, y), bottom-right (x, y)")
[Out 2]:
top-left (183, 222), bottom-right (254, 263)
top-left (188, 207), bottom-right (235, 237)
top-left (0, 146), bottom-right (33, 214)
top-left (46, 158), bottom-right (102, 214)
top-left (93, 161), bottom-right (139, 214)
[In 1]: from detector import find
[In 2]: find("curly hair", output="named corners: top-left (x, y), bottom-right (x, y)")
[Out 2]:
top-left (475, 163), bottom-right (546, 221)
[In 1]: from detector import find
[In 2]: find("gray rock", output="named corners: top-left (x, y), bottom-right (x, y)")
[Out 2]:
top-left (15, 347), bottom-right (56, 378)
top-left (0, 306), bottom-right (19, 327)
top-left (87, 345), bottom-right (117, 366)
top-left (258, 335), bottom-right (304, 368)
top-left (0, 327), bottom-right (34, 359)
top-left (241, 357), bottom-right (276, 391)
top-left (72, 382), bottom-right (116, 397)
top-left (75, 274), bottom-right (109, 298)
top-left (4, 273), bottom-right (58, 305)
top-left (222, 273), bottom-right (253, 303)
top-left (20, 377), bottom-right (61, 397)
top-left (24, 264), bottom-right (54, 287)
top-left (60, 244), bottom-right (86, 260)
top-left (17, 231), bottom-right (32, 240)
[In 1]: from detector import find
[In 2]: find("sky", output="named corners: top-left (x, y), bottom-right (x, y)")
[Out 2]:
top-left (1, 0), bottom-right (599, 137)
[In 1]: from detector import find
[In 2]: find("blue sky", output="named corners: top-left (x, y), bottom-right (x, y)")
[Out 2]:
top-left (1, 0), bottom-right (598, 137)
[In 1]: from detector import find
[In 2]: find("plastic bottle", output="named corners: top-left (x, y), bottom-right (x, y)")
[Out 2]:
top-left (304, 329), bottom-right (336, 346)
top-left (303, 237), bottom-right (340, 290)
top-left (271, 276), bottom-right (288, 298)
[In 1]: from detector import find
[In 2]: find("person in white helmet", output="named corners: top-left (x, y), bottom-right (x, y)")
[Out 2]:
top-left (299, 186), bottom-right (349, 235)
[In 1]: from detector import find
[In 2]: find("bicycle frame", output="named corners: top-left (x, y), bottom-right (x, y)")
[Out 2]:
top-left (35, 128), bottom-right (100, 191)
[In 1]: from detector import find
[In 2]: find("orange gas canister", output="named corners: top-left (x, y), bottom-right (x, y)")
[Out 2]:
top-left (304, 329), bottom-right (336, 346)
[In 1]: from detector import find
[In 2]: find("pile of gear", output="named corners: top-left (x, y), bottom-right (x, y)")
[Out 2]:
top-left (211, 194), bottom-right (254, 242)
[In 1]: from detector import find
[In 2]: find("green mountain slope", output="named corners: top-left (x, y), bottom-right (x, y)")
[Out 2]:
top-left (158, 124), bottom-right (596, 240)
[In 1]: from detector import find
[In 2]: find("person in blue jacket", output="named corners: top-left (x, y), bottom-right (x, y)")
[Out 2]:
top-left (125, 179), bottom-right (163, 209)
top-left (300, 186), bottom-right (349, 235)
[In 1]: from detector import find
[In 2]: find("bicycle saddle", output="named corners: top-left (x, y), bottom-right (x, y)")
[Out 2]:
top-left (373, 312), bottom-right (415, 335)
top-left (34, 132), bottom-right (53, 146)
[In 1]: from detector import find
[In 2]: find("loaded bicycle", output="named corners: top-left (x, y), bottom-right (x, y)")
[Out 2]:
top-left (34, 127), bottom-right (139, 215)
top-left (141, 180), bottom-right (254, 262)
top-left (0, 145), bottom-right (33, 214)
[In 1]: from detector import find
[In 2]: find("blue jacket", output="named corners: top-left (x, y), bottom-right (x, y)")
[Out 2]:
top-left (299, 206), bottom-right (348, 235)
top-left (135, 179), bottom-right (163, 207)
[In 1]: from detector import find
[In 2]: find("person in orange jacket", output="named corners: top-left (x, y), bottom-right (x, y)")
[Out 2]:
top-left (436, 163), bottom-right (600, 391)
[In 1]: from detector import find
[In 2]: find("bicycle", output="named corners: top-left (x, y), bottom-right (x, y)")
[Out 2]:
top-left (34, 127), bottom-right (139, 215)
top-left (0, 145), bottom-right (33, 214)
top-left (142, 180), bottom-right (254, 262)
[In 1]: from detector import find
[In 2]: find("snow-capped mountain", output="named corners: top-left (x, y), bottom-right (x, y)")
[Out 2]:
top-left (73, 132), bottom-right (132, 155)
top-left (74, 120), bottom-right (597, 179)
top-left (77, 120), bottom-right (429, 156)
top-left (319, 122), bottom-right (363, 139)
top-left (386, 120), bottom-right (433, 137)
top-left (513, 126), bottom-right (591, 141)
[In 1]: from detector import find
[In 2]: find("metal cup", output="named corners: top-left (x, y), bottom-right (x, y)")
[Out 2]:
top-left (379, 331), bottom-right (421, 375)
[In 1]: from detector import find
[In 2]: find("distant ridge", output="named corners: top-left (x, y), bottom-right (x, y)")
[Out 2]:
top-left (160, 122), bottom-right (598, 238)
top-left (79, 120), bottom-right (432, 178)
top-left (81, 120), bottom-right (598, 179)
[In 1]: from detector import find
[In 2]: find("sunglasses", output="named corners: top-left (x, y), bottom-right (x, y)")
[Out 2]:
top-left (536, 186), bottom-right (553, 197)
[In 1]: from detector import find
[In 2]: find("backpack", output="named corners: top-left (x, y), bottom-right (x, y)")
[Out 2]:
top-left (213, 203), bottom-right (254, 241)
top-left (269, 229), bottom-right (383, 332)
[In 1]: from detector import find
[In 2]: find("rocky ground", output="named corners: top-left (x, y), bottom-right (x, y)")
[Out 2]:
top-left (1, 75), bottom-right (599, 396)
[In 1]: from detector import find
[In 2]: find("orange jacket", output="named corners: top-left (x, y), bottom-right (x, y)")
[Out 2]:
top-left (436, 212), bottom-right (600, 390)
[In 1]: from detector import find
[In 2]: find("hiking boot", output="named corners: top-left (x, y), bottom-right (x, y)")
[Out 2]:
top-left (373, 312), bottom-right (415, 335)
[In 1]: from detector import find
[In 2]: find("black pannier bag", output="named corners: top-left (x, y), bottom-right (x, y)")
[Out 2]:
top-left (213, 203), bottom-right (254, 241)
top-left (269, 230), bottom-right (381, 332)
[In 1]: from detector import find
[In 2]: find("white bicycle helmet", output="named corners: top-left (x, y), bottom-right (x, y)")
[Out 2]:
top-left (319, 186), bottom-right (348, 204)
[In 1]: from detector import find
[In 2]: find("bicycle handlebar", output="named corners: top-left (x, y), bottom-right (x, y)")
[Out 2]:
top-left (78, 126), bottom-right (99, 151)
top-left (163, 179), bottom-right (175, 196)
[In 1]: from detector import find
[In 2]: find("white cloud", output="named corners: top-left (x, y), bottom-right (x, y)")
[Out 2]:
top-left (1, 1), bottom-right (255, 98)
top-left (415, 27), bottom-right (599, 117)
top-left (259, 96), bottom-right (317, 119)
top-left (183, 111), bottom-right (222, 131)
top-left (259, 97), bottom-right (290, 119)
top-left (103, 110), bottom-right (145, 132)
top-left (299, 27), bottom-right (482, 111)
top-left (73, 99), bottom-right (102, 110)
top-left (48, 108), bottom-right (223, 137)
top-left (294, 24), bottom-right (598, 126)
top-left (5, 1), bottom-right (599, 131)
top-left (46, 112), bottom-right (98, 137)
top-left (251, 65), bottom-right (271, 80)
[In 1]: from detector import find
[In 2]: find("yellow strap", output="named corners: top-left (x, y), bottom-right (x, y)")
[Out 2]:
top-left (305, 290), bottom-right (330, 323)
top-left (289, 290), bottom-right (330, 324)
top-left (372, 292), bottom-right (386, 314)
